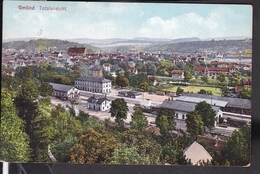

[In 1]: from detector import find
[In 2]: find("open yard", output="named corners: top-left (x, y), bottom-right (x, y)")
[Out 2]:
top-left (162, 85), bottom-right (223, 96)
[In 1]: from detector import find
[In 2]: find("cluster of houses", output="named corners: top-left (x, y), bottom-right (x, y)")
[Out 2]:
top-left (2, 44), bottom-right (252, 79)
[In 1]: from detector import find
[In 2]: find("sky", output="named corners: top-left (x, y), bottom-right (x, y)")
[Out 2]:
top-left (3, 1), bottom-right (253, 40)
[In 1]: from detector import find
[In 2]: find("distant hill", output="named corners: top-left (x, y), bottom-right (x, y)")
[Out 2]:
top-left (67, 37), bottom-right (199, 47)
top-left (2, 38), bottom-right (101, 53)
top-left (170, 37), bottom-right (200, 43)
top-left (143, 39), bottom-right (252, 53)
top-left (2, 37), bottom-right (252, 53)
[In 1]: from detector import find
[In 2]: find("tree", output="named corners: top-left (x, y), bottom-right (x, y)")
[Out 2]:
top-left (184, 71), bottom-right (192, 82)
top-left (162, 141), bottom-right (191, 165)
top-left (184, 61), bottom-right (195, 74)
top-left (207, 90), bottom-right (213, 95)
top-left (223, 130), bottom-right (250, 166)
top-left (16, 66), bottom-right (34, 81)
top-left (231, 77), bottom-right (241, 87)
top-left (239, 124), bottom-right (251, 153)
top-left (107, 144), bottom-right (150, 165)
top-left (77, 110), bottom-right (90, 124)
top-left (118, 130), bottom-right (162, 164)
top-left (53, 75), bottom-right (71, 85)
top-left (185, 111), bottom-right (204, 137)
top-left (239, 87), bottom-right (251, 99)
top-left (146, 62), bottom-right (157, 75)
top-left (50, 134), bottom-right (78, 163)
top-left (139, 82), bottom-right (148, 92)
top-left (69, 129), bottom-right (118, 164)
top-left (0, 88), bottom-right (30, 162)
top-left (217, 72), bottom-right (227, 83)
top-left (232, 70), bottom-right (242, 79)
top-left (13, 81), bottom-right (40, 160)
top-left (116, 76), bottom-right (129, 88)
top-left (1, 74), bottom-right (16, 90)
top-left (201, 76), bottom-right (209, 84)
top-left (198, 89), bottom-right (207, 94)
top-left (176, 86), bottom-right (184, 96)
top-left (195, 101), bottom-right (216, 130)
top-left (158, 115), bottom-right (169, 136)
top-left (110, 98), bottom-right (129, 126)
top-left (130, 108), bottom-right (148, 131)
top-left (117, 69), bottom-right (125, 77)
top-left (38, 82), bottom-right (53, 97)
top-left (31, 103), bottom-right (82, 162)
top-left (156, 108), bottom-right (176, 134)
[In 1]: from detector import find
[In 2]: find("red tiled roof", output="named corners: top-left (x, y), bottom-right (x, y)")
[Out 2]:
top-left (103, 63), bottom-right (110, 67)
top-left (67, 47), bottom-right (86, 54)
top-left (242, 80), bottom-right (252, 86)
top-left (126, 66), bottom-right (136, 72)
top-left (236, 86), bottom-right (244, 93)
top-left (4, 69), bottom-right (12, 74)
top-left (171, 70), bottom-right (183, 74)
top-left (145, 125), bottom-right (161, 136)
top-left (196, 66), bottom-right (229, 72)
top-left (197, 135), bottom-right (227, 152)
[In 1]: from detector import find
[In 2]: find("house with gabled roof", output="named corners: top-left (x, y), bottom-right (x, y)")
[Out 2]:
top-left (87, 94), bottom-right (111, 111)
top-left (67, 46), bottom-right (87, 57)
top-left (3, 69), bottom-right (15, 76)
top-left (145, 125), bottom-right (161, 136)
top-left (50, 83), bottom-right (80, 100)
top-left (171, 70), bottom-right (184, 79)
top-left (103, 63), bottom-right (111, 72)
top-left (197, 135), bottom-right (227, 153)
top-left (183, 141), bottom-right (213, 165)
top-left (125, 66), bottom-right (138, 74)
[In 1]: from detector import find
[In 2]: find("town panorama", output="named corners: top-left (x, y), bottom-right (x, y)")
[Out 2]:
top-left (1, 37), bottom-right (251, 166)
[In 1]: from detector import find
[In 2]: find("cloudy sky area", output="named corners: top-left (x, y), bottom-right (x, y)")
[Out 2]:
top-left (3, 1), bottom-right (252, 40)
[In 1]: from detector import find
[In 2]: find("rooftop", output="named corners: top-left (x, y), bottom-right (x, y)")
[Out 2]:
top-left (50, 83), bottom-right (76, 92)
top-left (76, 76), bottom-right (111, 83)
top-left (183, 141), bottom-right (213, 165)
top-left (161, 99), bottom-right (220, 113)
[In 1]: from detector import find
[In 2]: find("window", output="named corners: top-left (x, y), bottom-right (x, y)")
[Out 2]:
top-left (182, 114), bottom-right (185, 120)
top-left (175, 113), bottom-right (178, 118)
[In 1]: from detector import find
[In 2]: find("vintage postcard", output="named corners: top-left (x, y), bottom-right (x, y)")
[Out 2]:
top-left (1, 0), bottom-right (252, 167)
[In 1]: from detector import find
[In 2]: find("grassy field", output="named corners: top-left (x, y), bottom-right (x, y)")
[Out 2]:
top-left (162, 85), bottom-right (223, 96)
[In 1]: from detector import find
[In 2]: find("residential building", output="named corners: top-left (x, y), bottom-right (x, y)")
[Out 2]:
top-left (183, 141), bottom-right (213, 165)
top-left (50, 83), bottom-right (80, 100)
top-left (197, 135), bottom-right (227, 153)
top-left (145, 125), bottom-right (161, 136)
top-left (75, 76), bottom-right (111, 93)
top-left (171, 70), bottom-right (184, 79)
top-left (87, 94), bottom-right (111, 111)
top-left (125, 66), bottom-right (138, 74)
top-left (148, 76), bottom-right (158, 86)
top-left (103, 63), bottom-right (111, 72)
